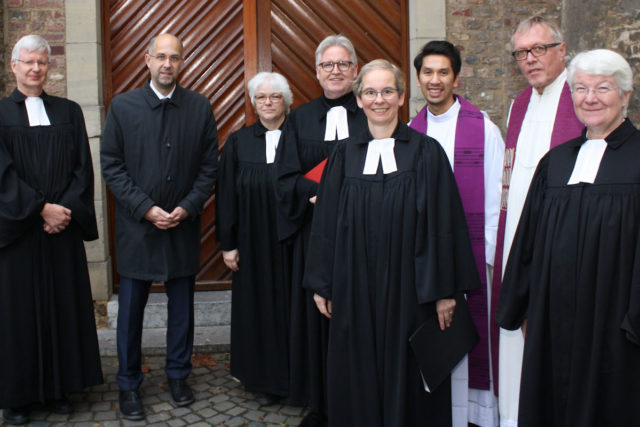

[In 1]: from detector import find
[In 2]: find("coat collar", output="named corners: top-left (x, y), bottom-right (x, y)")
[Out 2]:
top-left (353, 120), bottom-right (409, 145)
top-left (143, 80), bottom-right (184, 109)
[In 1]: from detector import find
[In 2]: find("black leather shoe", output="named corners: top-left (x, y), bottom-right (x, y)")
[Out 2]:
top-left (299, 410), bottom-right (327, 427)
top-left (119, 389), bottom-right (145, 420)
top-left (255, 392), bottom-right (279, 407)
top-left (168, 378), bottom-right (195, 407)
top-left (2, 407), bottom-right (30, 425)
top-left (51, 397), bottom-right (73, 414)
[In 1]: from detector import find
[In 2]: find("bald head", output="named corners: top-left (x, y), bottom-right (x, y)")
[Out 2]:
top-left (145, 33), bottom-right (185, 96)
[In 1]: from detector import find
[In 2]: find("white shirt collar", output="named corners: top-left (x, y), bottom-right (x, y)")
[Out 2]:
top-left (149, 80), bottom-right (176, 100)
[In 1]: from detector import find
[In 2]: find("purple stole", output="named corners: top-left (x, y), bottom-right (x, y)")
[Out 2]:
top-left (489, 82), bottom-right (583, 395)
top-left (411, 95), bottom-right (490, 390)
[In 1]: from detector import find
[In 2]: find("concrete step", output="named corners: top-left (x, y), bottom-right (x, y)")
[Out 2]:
top-left (99, 290), bottom-right (231, 356)
top-left (106, 290), bottom-right (231, 329)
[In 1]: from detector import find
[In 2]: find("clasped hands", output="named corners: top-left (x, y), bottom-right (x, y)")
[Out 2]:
top-left (144, 205), bottom-right (189, 230)
top-left (41, 202), bottom-right (71, 234)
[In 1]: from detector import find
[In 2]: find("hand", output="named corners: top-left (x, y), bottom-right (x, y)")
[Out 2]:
top-left (313, 293), bottom-right (332, 319)
top-left (167, 206), bottom-right (189, 228)
top-left (41, 203), bottom-right (71, 234)
top-left (522, 318), bottom-right (528, 340)
top-left (309, 196), bottom-right (317, 204)
top-left (436, 298), bottom-right (457, 331)
top-left (223, 249), bottom-right (239, 272)
top-left (144, 206), bottom-right (173, 229)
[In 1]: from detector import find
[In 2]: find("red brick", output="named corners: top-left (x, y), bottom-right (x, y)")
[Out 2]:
top-left (50, 45), bottom-right (64, 55)
top-left (26, 0), bottom-right (63, 8)
top-left (47, 22), bottom-right (64, 32)
top-left (7, 0), bottom-right (24, 6)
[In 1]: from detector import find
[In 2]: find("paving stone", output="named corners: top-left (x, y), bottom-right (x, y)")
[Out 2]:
top-left (244, 409), bottom-right (267, 421)
top-left (281, 405), bottom-right (304, 416)
top-left (151, 402), bottom-right (174, 412)
top-left (213, 400), bottom-right (235, 412)
top-left (168, 419), bottom-right (187, 426)
top-left (183, 412), bottom-right (203, 423)
top-left (147, 411), bottom-right (172, 422)
top-left (170, 406), bottom-right (193, 417)
top-left (197, 407), bottom-right (217, 418)
top-left (91, 400), bottom-right (113, 411)
top-left (225, 416), bottom-right (249, 426)
top-left (226, 405), bottom-right (247, 417)
top-left (69, 411), bottom-right (95, 421)
top-left (207, 413), bottom-right (231, 424)
top-left (94, 410), bottom-right (119, 421)
top-left (264, 412), bottom-right (287, 423)
top-left (210, 393), bottom-right (230, 403)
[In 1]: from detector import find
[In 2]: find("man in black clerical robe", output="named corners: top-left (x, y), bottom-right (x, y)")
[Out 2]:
top-left (497, 119), bottom-right (640, 427)
top-left (0, 34), bottom-right (102, 425)
top-left (101, 34), bottom-right (218, 420)
top-left (275, 35), bottom-right (367, 425)
top-left (303, 123), bottom-right (480, 427)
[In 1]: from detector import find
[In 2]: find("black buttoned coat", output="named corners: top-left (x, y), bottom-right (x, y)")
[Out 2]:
top-left (101, 81), bottom-right (218, 281)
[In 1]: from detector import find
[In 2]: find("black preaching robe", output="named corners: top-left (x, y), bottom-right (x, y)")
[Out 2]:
top-left (303, 122), bottom-right (480, 427)
top-left (101, 82), bottom-right (218, 280)
top-left (275, 92), bottom-right (367, 410)
top-left (497, 119), bottom-right (640, 427)
top-left (0, 89), bottom-right (103, 408)
top-left (216, 121), bottom-right (290, 396)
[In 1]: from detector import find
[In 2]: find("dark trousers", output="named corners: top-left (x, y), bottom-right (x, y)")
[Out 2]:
top-left (116, 275), bottom-right (195, 390)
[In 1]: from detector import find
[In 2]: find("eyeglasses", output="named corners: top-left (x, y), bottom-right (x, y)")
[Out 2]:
top-left (571, 85), bottom-right (618, 96)
top-left (15, 59), bottom-right (49, 67)
top-left (511, 42), bottom-right (561, 61)
top-left (255, 93), bottom-right (283, 103)
top-left (317, 60), bottom-right (353, 73)
top-left (149, 54), bottom-right (182, 64)
top-left (360, 88), bottom-right (399, 101)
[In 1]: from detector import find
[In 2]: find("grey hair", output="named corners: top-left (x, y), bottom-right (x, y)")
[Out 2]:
top-left (147, 34), bottom-right (184, 56)
top-left (567, 49), bottom-right (633, 117)
top-left (248, 72), bottom-right (294, 114)
top-left (12, 34), bottom-right (51, 61)
top-left (315, 34), bottom-right (358, 66)
top-left (510, 16), bottom-right (564, 48)
top-left (352, 59), bottom-right (406, 97)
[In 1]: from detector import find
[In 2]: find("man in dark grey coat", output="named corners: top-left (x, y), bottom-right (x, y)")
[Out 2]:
top-left (101, 33), bottom-right (218, 421)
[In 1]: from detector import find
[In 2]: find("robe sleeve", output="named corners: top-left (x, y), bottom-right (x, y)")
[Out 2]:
top-left (101, 98), bottom-right (155, 222)
top-left (496, 154), bottom-right (549, 330)
top-left (0, 136), bottom-right (46, 247)
top-left (302, 143), bottom-right (345, 300)
top-left (415, 136), bottom-right (481, 304)
top-left (57, 102), bottom-right (98, 241)
top-left (621, 224), bottom-right (640, 346)
top-left (215, 132), bottom-right (238, 251)
top-left (275, 114), bottom-right (319, 241)
top-left (176, 104), bottom-right (218, 219)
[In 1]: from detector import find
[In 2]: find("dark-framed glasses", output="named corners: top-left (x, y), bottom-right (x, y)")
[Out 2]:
top-left (15, 59), bottom-right (49, 67)
top-left (361, 88), bottom-right (399, 101)
top-left (571, 85), bottom-right (618, 96)
top-left (511, 42), bottom-right (561, 61)
top-left (318, 60), bottom-right (353, 72)
top-left (255, 93), bottom-right (283, 104)
top-left (149, 54), bottom-right (182, 64)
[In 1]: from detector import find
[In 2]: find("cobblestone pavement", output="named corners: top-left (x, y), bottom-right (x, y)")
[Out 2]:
top-left (1, 353), bottom-right (309, 426)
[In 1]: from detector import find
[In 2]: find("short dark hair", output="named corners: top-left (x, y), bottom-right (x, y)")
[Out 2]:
top-left (413, 40), bottom-right (462, 78)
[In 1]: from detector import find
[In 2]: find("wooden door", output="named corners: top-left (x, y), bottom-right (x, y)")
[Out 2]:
top-left (103, 0), bottom-right (408, 291)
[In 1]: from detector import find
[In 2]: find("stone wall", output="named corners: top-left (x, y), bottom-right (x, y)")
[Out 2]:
top-left (444, 0), bottom-right (640, 132)
top-left (4, 0), bottom-right (67, 97)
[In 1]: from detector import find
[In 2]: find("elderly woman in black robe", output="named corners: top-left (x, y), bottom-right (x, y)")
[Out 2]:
top-left (216, 72), bottom-right (293, 406)
top-left (497, 49), bottom-right (640, 427)
top-left (303, 59), bottom-right (479, 427)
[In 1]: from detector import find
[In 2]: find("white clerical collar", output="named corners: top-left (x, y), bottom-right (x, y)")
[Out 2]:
top-left (150, 81), bottom-right (176, 100)
top-left (427, 98), bottom-right (460, 123)
top-left (265, 129), bottom-right (281, 164)
top-left (363, 138), bottom-right (397, 175)
top-left (533, 68), bottom-right (567, 99)
top-left (324, 106), bottom-right (349, 141)
top-left (567, 138), bottom-right (607, 185)
top-left (25, 96), bottom-right (51, 126)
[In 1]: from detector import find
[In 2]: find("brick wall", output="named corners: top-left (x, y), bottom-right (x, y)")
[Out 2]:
top-left (4, 0), bottom-right (66, 98)
top-left (446, 0), bottom-right (640, 132)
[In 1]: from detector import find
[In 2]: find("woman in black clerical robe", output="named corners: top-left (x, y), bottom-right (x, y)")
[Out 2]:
top-left (497, 49), bottom-right (640, 427)
top-left (303, 59), bottom-right (479, 427)
top-left (216, 72), bottom-right (293, 406)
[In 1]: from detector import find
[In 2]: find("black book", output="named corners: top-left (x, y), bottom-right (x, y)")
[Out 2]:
top-left (409, 296), bottom-right (479, 392)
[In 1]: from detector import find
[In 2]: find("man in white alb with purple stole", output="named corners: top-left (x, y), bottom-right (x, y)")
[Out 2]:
top-left (410, 41), bottom-right (504, 427)
top-left (490, 16), bottom-right (583, 427)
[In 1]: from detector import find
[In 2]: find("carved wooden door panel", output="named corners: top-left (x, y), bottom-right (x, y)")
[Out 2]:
top-left (104, 0), bottom-right (408, 291)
